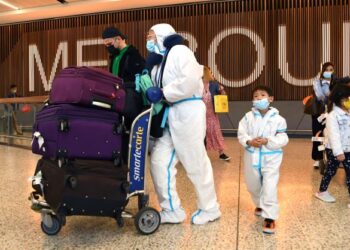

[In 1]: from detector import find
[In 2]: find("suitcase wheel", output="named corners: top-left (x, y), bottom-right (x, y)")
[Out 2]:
top-left (116, 217), bottom-right (124, 227)
top-left (113, 123), bottom-right (124, 135)
top-left (67, 176), bottom-right (78, 189)
top-left (41, 214), bottom-right (62, 236)
top-left (59, 120), bottom-right (69, 132)
top-left (134, 207), bottom-right (160, 235)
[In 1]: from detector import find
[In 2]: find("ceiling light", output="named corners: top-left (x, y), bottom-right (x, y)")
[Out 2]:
top-left (0, 0), bottom-right (19, 10)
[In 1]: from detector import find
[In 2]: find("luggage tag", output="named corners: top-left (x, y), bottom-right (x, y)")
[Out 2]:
top-left (318, 145), bottom-right (326, 151)
top-left (28, 171), bottom-right (44, 194)
top-left (214, 95), bottom-right (229, 113)
top-left (32, 132), bottom-right (45, 152)
top-left (317, 113), bottom-right (328, 123)
top-left (311, 136), bottom-right (325, 142)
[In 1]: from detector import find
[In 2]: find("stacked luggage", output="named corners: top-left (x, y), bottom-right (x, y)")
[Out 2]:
top-left (29, 67), bottom-right (160, 235)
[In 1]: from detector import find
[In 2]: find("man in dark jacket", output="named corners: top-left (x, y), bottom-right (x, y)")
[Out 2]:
top-left (102, 27), bottom-right (145, 164)
top-left (4, 84), bottom-right (22, 135)
top-left (102, 27), bottom-right (145, 84)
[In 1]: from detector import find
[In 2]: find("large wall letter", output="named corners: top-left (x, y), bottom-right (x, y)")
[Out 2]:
top-left (29, 42), bottom-right (68, 92)
top-left (77, 38), bottom-right (108, 67)
top-left (178, 32), bottom-right (198, 53)
top-left (278, 23), bottom-right (330, 86)
top-left (208, 27), bottom-right (265, 88)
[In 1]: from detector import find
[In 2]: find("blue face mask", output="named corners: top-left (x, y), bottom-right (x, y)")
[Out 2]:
top-left (323, 71), bottom-right (333, 79)
top-left (253, 98), bottom-right (270, 110)
top-left (146, 40), bottom-right (156, 53)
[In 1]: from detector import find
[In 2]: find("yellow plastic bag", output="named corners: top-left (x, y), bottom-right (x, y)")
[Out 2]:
top-left (214, 95), bottom-right (229, 113)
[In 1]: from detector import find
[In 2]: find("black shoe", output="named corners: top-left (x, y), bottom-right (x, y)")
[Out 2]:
top-left (219, 153), bottom-right (231, 161)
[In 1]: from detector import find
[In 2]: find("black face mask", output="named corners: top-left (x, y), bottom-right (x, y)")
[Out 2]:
top-left (107, 45), bottom-right (119, 55)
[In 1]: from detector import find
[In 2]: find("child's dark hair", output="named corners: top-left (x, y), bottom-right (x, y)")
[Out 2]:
top-left (252, 85), bottom-right (273, 97)
top-left (328, 82), bottom-right (350, 112)
top-left (10, 84), bottom-right (17, 89)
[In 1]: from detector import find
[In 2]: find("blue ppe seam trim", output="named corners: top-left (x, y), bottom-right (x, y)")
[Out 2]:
top-left (167, 149), bottom-right (176, 211)
top-left (245, 148), bottom-right (283, 154)
top-left (161, 107), bottom-right (170, 128)
top-left (161, 96), bottom-right (202, 128)
top-left (172, 97), bottom-right (202, 105)
top-left (276, 128), bottom-right (287, 133)
top-left (191, 209), bottom-right (202, 223)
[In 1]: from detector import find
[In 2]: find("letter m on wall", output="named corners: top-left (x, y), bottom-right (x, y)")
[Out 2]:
top-left (29, 42), bottom-right (68, 92)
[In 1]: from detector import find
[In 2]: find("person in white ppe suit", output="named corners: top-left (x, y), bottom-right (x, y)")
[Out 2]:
top-left (238, 85), bottom-right (288, 234)
top-left (145, 23), bottom-right (221, 225)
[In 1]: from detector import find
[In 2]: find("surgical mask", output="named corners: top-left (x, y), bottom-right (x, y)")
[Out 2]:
top-left (343, 99), bottom-right (350, 110)
top-left (253, 98), bottom-right (270, 110)
top-left (107, 45), bottom-right (118, 55)
top-left (323, 71), bottom-right (333, 79)
top-left (146, 40), bottom-right (156, 53)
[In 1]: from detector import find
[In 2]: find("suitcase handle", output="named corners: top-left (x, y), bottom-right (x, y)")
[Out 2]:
top-left (92, 101), bottom-right (112, 109)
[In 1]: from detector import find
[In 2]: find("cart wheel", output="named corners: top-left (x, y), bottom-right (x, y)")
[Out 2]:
top-left (134, 207), bottom-right (160, 235)
top-left (116, 217), bottom-right (124, 227)
top-left (41, 214), bottom-right (62, 236)
top-left (138, 194), bottom-right (149, 210)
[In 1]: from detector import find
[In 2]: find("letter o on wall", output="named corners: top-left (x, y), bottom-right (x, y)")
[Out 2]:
top-left (208, 27), bottom-right (265, 88)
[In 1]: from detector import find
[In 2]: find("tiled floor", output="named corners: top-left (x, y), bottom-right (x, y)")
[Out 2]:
top-left (0, 138), bottom-right (349, 249)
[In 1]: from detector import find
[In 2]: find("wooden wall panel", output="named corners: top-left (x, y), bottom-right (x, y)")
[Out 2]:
top-left (0, 0), bottom-right (350, 100)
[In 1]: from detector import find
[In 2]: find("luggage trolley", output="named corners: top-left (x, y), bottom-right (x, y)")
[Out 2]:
top-left (29, 104), bottom-right (161, 235)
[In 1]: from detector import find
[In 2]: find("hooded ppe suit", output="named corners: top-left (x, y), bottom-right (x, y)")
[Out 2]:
top-left (238, 107), bottom-right (288, 220)
top-left (148, 23), bottom-right (221, 225)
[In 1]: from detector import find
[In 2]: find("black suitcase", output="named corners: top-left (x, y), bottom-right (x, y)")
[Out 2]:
top-left (32, 158), bottom-right (129, 215)
top-left (31, 143), bottom-right (160, 235)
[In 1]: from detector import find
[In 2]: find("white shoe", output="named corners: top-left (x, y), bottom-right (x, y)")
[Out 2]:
top-left (160, 208), bottom-right (186, 224)
top-left (191, 208), bottom-right (221, 225)
top-left (314, 191), bottom-right (336, 203)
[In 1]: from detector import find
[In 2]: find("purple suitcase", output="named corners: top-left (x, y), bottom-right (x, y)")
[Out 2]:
top-left (32, 104), bottom-right (123, 162)
top-left (50, 67), bottom-right (126, 112)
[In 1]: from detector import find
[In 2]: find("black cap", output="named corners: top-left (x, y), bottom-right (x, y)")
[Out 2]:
top-left (102, 27), bottom-right (127, 40)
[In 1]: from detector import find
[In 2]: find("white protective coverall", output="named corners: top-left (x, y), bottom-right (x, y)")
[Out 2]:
top-left (149, 23), bottom-right (221, 225)
top-left (238, 107), bottom-right (288, 220)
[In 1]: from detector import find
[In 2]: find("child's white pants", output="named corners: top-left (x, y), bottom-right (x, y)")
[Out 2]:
top-left (244, 151), bottom-right (283, 220)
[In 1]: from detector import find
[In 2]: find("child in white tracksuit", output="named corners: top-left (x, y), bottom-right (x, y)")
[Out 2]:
top-left (315, 83), bottom-right (350, 206)
top-left (238, 85), bottom-right (289, 234)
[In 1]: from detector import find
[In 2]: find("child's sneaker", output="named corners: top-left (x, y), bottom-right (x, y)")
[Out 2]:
top-left (314, 191), bottom-right (336, 203)
top-left (313, 160), bottom-right (320, 169)
top-left (263, 219), bottom-right (275, 234)
top-left (254, 207), bottom-right (262, 216)
top-left (219, 153), bottom-right (231, 161)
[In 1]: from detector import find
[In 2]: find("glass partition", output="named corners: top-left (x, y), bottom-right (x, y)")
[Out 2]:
top-left (0, 96), bottom-right (47, 148)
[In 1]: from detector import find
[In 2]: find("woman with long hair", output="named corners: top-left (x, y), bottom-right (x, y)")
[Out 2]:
top-left (311, 62), bottom-right (334, 169)
top-left (202, 66), bottom-right (230, 161)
